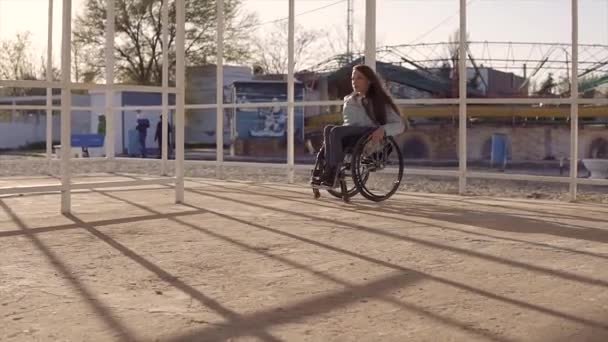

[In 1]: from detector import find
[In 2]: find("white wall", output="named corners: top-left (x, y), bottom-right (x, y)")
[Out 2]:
top-left (0, 109), bottom-right (91, 150)
top-left (0, 119), bottom-right (51, 149)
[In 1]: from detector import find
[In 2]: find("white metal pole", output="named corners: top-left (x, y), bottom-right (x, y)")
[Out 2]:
top-left (161, 0), bottom-right (169, 175)
top-left (230, 89), bottom-right (236, 157)
top-left (287, 0), bottom-right (295, 183)
top-left (60, 0), bottom-right (72, 214)
top-left (105, 0), bottom-right (115, 165)
top-left (11, 100), bottom-right (17, 121)
top-left (216, 0), bottom-right (224, 179)
top-left (175, 0), bottom-right (185, 202)
top-left (458, 0), bottom-right (467, 194)
top-left (364, 0), bottom-right (376, 70)
top-left (570, 0), bottom-right (579, 200)
top-left (46, 0), bottom-right (54, 170)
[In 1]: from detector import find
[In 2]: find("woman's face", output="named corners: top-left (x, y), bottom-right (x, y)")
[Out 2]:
top-left (351, 69), bottom-right (369, 95)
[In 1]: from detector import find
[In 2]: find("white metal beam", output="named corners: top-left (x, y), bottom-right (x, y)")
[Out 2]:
top-left (458, 0), bottom-right (467, 194)
top-left (0, 80), bottom-right (177, 92)
top-left (287, 0), bottom-right (295, 183)
top-left (161, 0), bottom-right (169, 175)
top-left (576, 178), bottom-right (608, 186)
top-left (175, 0), bottom-right (185, 203)
top-left (60, 0), bottom-right (72, 214)
top-left (0, 105), bottom-right (52, 111)
top-left (465, 98), bottom-right (573, 105)
top-left (365, 0), bottom-right (376, 70)
top-left (184, 101), bottom-right (346, 110)
top-left (0, 178), bottom-right (176, 196)
top-left (579, 98), bottom-right (608, 105)
top-left (74, 105), bottom-right (177, 111)
top-left (216, 0), bottom-right (225, 179)
top-left (46, 0), bottom-right (54, 169)
top-left (105, 0), bottom-right (115, 166)
top-left (293, 100), bottom-right (345, 107)
top-left (394, 98), bottom-right (460, 105)
top-left (8, 98), bottom-right (608, 112)
top-left (0, 80), bottom-right (56, 88)
top-left (467, 171), bottom-right (571, 183)
top-left (569, 0), bottom-right (579, 201)
top-left (70, 83), bottom-right (177, 92)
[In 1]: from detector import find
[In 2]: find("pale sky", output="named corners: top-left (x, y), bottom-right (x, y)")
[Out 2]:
top-left (0, 0), bottom-right (606, 75)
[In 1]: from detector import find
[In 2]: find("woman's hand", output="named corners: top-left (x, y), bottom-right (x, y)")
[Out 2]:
top-left (371, 127), bottom-right (385, 142)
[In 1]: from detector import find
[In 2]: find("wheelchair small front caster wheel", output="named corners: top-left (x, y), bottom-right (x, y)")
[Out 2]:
top-left (312, 188), bottom-right (321, 199)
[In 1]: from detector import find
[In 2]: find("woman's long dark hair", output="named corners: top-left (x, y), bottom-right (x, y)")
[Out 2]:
top-left (353, 64), bottom-right (400, 125)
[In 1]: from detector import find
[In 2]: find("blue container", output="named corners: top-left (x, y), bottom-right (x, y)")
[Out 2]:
top-left (127, 129), bottom-right (139, 156)
top-left (490, 133), bottom-right (508, 167)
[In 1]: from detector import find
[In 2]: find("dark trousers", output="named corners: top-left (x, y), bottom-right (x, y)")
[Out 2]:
top-left (323, 125), bottom-right (372, 169)
top-left (138, 133), bottom-right (147, 157)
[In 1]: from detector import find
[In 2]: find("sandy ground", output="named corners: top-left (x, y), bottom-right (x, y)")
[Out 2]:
top-left (1, 174), bottom-right (608, 342)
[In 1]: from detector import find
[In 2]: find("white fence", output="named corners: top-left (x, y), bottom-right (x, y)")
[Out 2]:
top-left (0, 113), bottom-right (91, 149)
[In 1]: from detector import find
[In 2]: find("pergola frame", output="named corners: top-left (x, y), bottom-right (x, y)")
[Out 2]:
top-left (1, 0), bottom-right (607, 214)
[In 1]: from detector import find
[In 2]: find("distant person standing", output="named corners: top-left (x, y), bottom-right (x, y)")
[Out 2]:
top-left (136, 113), bottom-right (150, 158)
top-left (154, 115), bottom-right (172, 158)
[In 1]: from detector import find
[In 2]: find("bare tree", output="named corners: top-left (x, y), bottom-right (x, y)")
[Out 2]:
top-left (71, 40), bottom-right (101, 83)
top-left (323, 26), bottom-right (361, 60)
top-left (444, 29), bottom-right (471, 71)
top-left (73, 0), bottom-right (257, 85)
top-left (536, 73), bottom-right (557, 96)
top-left (0, 33), bottom-right (37, 82)
top-left (251, 21), bottom-right (324, 74)
top-left (0, 32), bottom-right (58, 96)
top-left (319, 26), bottom-right (383, 66)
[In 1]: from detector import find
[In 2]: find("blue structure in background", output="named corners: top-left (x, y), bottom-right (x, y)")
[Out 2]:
top-left (227, 81), bottom-right (305, 144)
top-left (491, 133), bottom-right (508, 168)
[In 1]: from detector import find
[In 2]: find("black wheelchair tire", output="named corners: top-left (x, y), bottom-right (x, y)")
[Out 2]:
top-left (351, 135), bottom-right (404, 202)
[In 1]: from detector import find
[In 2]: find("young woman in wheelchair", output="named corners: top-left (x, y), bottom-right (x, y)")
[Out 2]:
top-left (311, 64), bottom-right (405, 189)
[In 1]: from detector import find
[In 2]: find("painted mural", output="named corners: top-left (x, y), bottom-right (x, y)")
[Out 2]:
top-left (227, 81), bottom-right (305, 143)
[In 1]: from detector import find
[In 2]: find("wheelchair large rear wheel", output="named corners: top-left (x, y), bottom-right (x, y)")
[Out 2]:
top-left (351, 135), bottom-right (404, 202)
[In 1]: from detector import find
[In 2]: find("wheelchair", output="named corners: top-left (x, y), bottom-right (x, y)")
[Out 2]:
top-left (310, 130), bottom-right (404, 203)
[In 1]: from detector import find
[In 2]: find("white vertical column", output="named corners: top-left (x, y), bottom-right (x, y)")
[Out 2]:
top-left (570, 0), bottom-right (579, 200)
top-left (105, 0), bottom-right (115, 165)
top-left (11, 100), bottom-right (17, 121)
top-left (161, 0), bottom-right (169, 175)
top-left (229, 89), bottom-right (236, 157)
top-left (287, 0), bottom-right (295, 183)
top-left (175, 0), bottom-right (185, 202)
top-left (364, 0), bottom-right (376, 70)
top-left (216, 0), bottom-right (224, 179)
top-left (46, 0), bottom-right (54, 170)
top-left (60, 0), bottom-right (72, 214)
top-left (11, 100), bottom-right (17, 122)
top-left (458, 0), bottom-right (467, 194)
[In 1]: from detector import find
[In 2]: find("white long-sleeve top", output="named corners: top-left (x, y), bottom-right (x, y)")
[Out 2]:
top-left (342, 93), bottom-right (405, 137)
